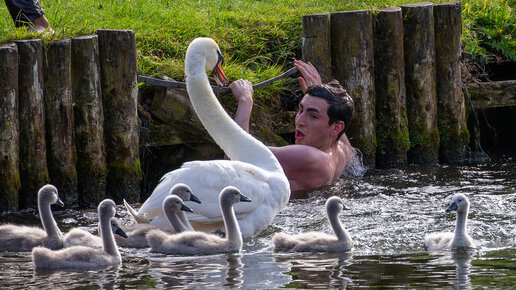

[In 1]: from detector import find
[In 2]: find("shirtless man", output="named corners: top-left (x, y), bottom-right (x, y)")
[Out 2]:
top-left (229, 60), bottom-right (355, 192)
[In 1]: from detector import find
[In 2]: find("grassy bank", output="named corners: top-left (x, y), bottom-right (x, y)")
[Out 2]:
top-left (1, 0), bottom-right (514, 92)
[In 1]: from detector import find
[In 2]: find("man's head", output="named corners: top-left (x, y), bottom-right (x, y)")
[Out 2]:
top-left (295, 80), bottom-right (354, 148)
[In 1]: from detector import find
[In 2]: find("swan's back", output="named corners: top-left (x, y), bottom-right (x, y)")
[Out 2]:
top-left (32, 199), bottom-right (124, 269)
top-left (273, 196), bottom-right (353, 252)
top-left (0, 184), bottom-right (64, 251)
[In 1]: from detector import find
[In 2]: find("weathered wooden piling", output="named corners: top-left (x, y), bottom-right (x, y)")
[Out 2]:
top-left (434, 2), bottom-right (470, 164)
top-left (331, 10), bottom-right (376, 167)
top-left (97, 30), bottom-right (141, 203)
top-left (302, 14), bottom-right (332, 82)
top-left (15, 39), bottom-right (50, 209)
top-left (43, 39), bottom-right (78, 206)
top-left (373, 7), bottom-right (410, 168)
top-left (401, 2), bottom-right (439, 165)
top-left (71, 35), bottom-right (108, 208)
top-left (0, 43), bottom-right (21, 211)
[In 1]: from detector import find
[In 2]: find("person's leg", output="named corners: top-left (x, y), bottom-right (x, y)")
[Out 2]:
top-left (4, 0), bottom-right (51, 32)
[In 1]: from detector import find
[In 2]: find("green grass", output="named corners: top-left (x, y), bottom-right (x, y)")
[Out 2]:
top-left (1, 0), bottom-right (514, 89)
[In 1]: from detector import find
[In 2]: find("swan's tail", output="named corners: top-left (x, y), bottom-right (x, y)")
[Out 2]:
top-left (123, 199), bottom-right (150, 224)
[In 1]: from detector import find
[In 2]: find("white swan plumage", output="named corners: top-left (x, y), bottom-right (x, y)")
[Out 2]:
top-left (127, 37), bottom-right (290, 237)
top-left (32, 199), bottom-right (125, 269)
top-left (64, 219), bottom-right (127, 249)
top-left (424, 193), bottom-right (476, 251)
top-left (0, 184), bottom-right (64, 251)
top-left (272, 196), bottom-right (354, 252)
top-left (116, 195), bottom-right (193, 248)
top-left (146, 186), bottom-right (251, 255)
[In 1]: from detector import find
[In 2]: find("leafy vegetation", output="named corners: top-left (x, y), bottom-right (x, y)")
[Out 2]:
top-left (1, 0), bottom-right (514, 88)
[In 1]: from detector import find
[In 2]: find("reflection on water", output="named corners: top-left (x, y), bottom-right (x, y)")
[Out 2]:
top-left (0, 158), bottom-right (515, 288)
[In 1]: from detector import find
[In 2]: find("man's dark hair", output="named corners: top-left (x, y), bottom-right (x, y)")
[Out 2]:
top-left (305, 80), bottom-right (354, 139)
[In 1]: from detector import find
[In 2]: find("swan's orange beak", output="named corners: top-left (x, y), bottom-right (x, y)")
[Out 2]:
top-left (212, 51), bottom-right (229, 87)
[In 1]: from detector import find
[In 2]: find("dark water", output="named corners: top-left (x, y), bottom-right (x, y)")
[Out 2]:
top-left (1, 158), bottom-right (515, 288)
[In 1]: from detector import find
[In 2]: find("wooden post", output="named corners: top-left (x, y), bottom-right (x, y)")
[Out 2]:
top-left (401, 2), bottom-right (439, 165)
top-left (0, 43), bottom-right (21, 211)
top-left (331, 10), bottom-right (376, 167)
top-left (373, 7), bottom-right (410, 168)
top-left (15, 39), bottom-right (50, 209)
top-left (434, 2), bottom-right (469, 164)
top-left (71, 35), bottom-right (108, 208)
top-left (302, 14), bottom-right (332, 82)
top-left (97, 30), bottom-right (141, 203)
top-left (43, 39), bottom-right (78, 206)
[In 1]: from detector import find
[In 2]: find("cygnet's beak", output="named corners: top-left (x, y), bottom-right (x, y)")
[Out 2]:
top-left (212, 51), bottom-right (229, 87)
top-left (181, 203), bottom-right (194, 213)
top-left (240, 194), bottom-right (252, 203)
top-left (189, 193), bottom-right (202, 204)
top-left (56, 198), bottom-right (65, 207)
top-left (115, 227), bottom-right (128, 239)
top-left (445, 201), bottom-right (458, 212)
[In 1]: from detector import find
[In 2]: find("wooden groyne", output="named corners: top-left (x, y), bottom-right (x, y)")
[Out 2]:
top-left (0, 30), bottom-right (140, 211)
top-left (0, 2), bottom-right (511, 210)
top-left (302, 1), bottom-right (471, 167)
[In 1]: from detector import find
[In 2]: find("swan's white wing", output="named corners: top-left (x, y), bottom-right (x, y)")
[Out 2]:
top-left (138, 159), bottom-right (270, 223)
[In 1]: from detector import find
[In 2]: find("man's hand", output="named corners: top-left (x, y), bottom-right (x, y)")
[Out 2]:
top-left (229, 79), bottom-right (254, 133)
top-left (294, 60), bottom-right (322, 94)
top-left (229, 79), bottom-right (253, 104)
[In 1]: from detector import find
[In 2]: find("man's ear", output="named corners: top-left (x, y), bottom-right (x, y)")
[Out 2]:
top-left (330, 121), bottom-right (345, 137)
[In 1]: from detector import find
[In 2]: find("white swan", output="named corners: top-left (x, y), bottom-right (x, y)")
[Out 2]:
top-left (32, 199), bottom-right (125, 269)
top-left (146, 186), bottom-right (251, 255)
top-left (125, 183), bottom-right (199, 231)
top-left (0, 184), bottom-right (64, 251)
top-left (116, 195), bottom-right (193, 248)
top-left (63, 219), bottom-right (127, 249)
top-left (272, 196), bottom-right (354, 252)
top-left (126, 37), bottom-right (290, 237)
top-left (424, 193), bottom-right (476, 251)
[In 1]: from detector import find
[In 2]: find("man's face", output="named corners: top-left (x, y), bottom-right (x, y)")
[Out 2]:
top-left (294, 95), bottom-right (333, 149)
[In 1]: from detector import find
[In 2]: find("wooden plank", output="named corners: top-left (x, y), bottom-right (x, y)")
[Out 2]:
top-left (97, 29), bottom-right (141, 203)
top-left (0, 43), bottom-right (20, 211)
top-left (71, 35), bottom-right (108, 208)
top-left (401, 2), bottom-right (439, 165)
top-left (373, 7), bottom-right (410, 168)
top-left (331, 10), bottom-right (377, 167)
top-left (43, 39), bottom-right (78, 206)
top-left (15, 39), bottom-right (50, 209)
top-left (435, 2), bottom-right (469, 164)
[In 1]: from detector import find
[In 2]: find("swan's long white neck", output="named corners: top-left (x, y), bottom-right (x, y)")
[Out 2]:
top-left (221, 201), bottom-right (242, 248)
top-left (177, 211), bottom-right (194, 231)
top-left (39, 197), bottom-right (62, 238)
top-left (454, 209), bottom-right (468, 238)
top-left (165, 208), bottom-right (187, 233)
top-left (101, 216), bottom-right (119, 256)
top-left (328, 207), bottom-right (351, 242)
top-left (185, 40), bottom-right (282, 172)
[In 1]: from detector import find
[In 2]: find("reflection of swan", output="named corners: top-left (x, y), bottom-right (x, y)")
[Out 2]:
top-left (225, 253), bottom-right (244, 287)
top-left (64, 219), bottom-right (127, 249)
top-left (452, 250), bottom-right (474, 288)
top-left (116, 195), bottom-right (193, 248)
top-left (32, 199), bottom-right (126, 269)
top-left (0, 184), bottom-right (64, 251)
top-left (127, 37), bottom-right (290, 237)
top-left (146, 186), bottom-right (251, 255)
top-left (125, 183), bottom-right (200, 231)
top-left (424, 194), bottom-right (476, 251)
top-left (272, 196), bottom-right (353, 252)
